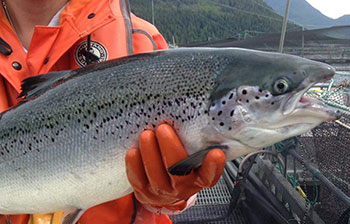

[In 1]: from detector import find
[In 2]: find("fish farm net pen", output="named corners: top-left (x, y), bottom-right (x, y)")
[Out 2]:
top-left (270, 82), bottom-right (350, 224)
top-left (265, 74), bottom-right (350, 224)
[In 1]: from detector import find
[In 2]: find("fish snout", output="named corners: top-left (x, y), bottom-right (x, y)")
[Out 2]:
top-left (322, 105), bottom-right (342, 121)
top-left (303, 62), bottom-right (336, 82)
top-left (333, 110), bottom-right (342, 120)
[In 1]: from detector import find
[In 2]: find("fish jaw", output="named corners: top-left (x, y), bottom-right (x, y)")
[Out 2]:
top-left (292, 95), bottom-right (341, 121)
top-left (231, 93), bottom-right (340, 149)
top-left (235, 94), bottom-right (340, 149)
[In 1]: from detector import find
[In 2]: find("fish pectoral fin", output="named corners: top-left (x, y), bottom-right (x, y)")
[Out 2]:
top-left (168, 145), bottom-right (228, 176)
top-left (18, 70), bottom-right (75, 101)
top-left (61, 208), bottom-right (85, 224)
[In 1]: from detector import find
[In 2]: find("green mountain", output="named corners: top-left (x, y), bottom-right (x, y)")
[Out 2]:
top-left (130, 0), bottom-right (300, 45)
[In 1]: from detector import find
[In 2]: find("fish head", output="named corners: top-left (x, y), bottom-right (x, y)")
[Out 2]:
top-left (209, 49), bottom-right (340, 150)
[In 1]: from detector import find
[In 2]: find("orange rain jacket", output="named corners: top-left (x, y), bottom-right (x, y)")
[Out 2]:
top-left (0, 0), bottom-right (170, 223)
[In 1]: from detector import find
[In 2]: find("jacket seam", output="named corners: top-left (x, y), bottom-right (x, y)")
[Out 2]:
top-left (132, 29), bottom-right (157, 50)
top-left (119, 0), bottom-right (133, 55)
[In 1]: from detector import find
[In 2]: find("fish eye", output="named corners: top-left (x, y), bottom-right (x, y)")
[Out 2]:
top-left (273, 79), bottom-right (289, 94)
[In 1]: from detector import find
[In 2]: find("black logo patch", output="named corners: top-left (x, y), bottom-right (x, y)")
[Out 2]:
top-left (74, 41), bottom-right (108, 67)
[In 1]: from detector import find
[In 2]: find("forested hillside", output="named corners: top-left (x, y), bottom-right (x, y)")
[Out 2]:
top-left (130, 0), bottom-right (300, 45)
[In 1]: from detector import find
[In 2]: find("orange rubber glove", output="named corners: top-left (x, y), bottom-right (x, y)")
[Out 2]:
top-left (125, 124), bottom-right (226, 211)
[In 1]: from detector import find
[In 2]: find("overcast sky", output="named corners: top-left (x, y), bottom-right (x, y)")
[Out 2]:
top-left (305, 0), bottom-right (350, 19)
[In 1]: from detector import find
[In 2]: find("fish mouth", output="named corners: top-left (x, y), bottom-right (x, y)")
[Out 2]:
top-left (295, 95), bottom-right (341, 121)
top-left (283, 75), bottom-right (340, 121)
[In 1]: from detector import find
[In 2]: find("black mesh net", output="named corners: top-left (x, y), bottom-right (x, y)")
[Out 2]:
top-left (296, 114), bottom-right (350, 223)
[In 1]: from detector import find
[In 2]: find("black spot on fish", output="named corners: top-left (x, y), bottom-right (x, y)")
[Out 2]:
top-left (242, 89), bottom-right (247, 95)
top-left (228, 127), bottom-right (232, 131)
top-left (259, 89), bottom-right (263, 92)
top-left (246, 100), bottom-right (249, 103)
top-left (229, 93), bottom-right (234, 99)
top-left (271, 102), bottom-right (275, 105)
top-left (230, 110), bottom-right (235, 117)
top-left (219, 122), bottom-right (225, 126)
top-left (265, 94), bottom-right (269, 97)
top-left (212, 117), bottom-right (215, 121)
top-left (255, 96), bottom-right (260, 100)
top-left (222, 101), bottom-right (226, 105)
top-left (218, 111), bottom-right (222, 116)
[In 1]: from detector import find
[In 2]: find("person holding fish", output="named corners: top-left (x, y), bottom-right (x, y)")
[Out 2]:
top-left (0, 0), bottom-right (226, 223)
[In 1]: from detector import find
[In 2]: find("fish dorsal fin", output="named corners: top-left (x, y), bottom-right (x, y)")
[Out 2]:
top-left (18, 70), bottom-right (75, 101)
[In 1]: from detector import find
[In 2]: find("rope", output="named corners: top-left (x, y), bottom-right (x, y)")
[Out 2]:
top-left (335, 120), bottom-right (350, 130)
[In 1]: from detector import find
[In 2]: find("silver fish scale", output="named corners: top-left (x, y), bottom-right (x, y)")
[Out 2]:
top-left (0, 51), bottom-right (230, 213)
